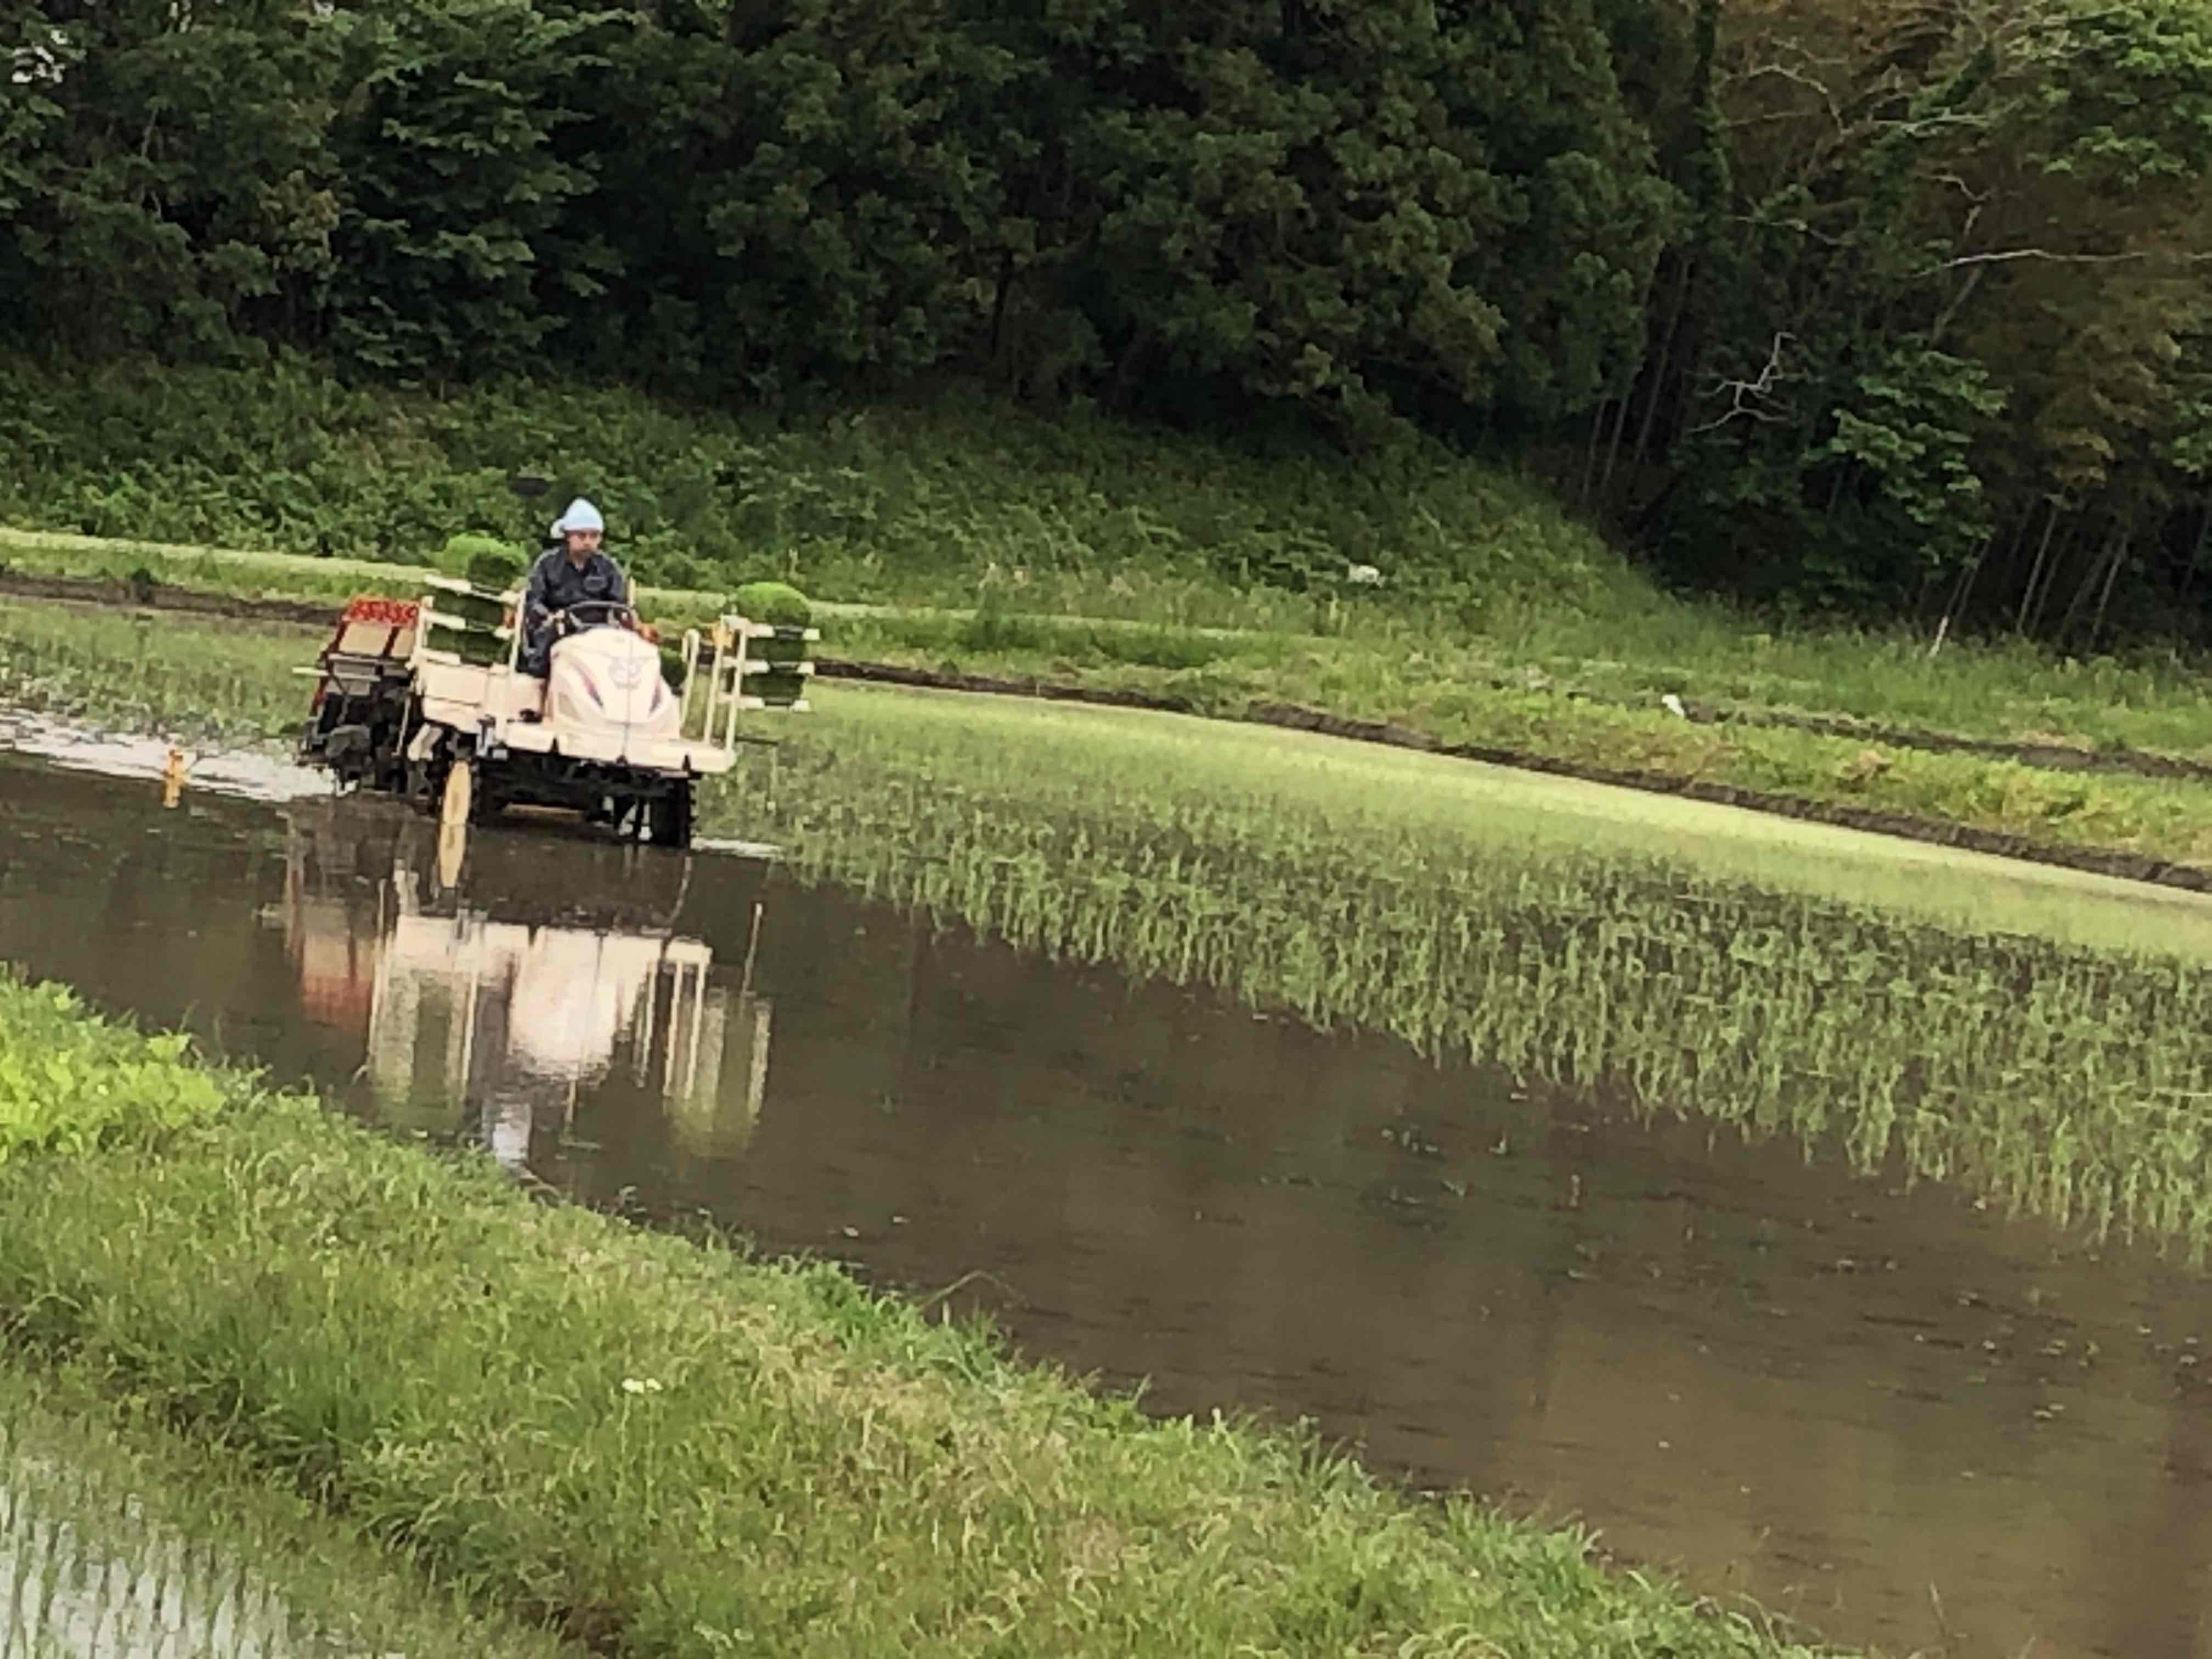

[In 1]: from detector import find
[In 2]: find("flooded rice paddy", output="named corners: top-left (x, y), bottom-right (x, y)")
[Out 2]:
top-left (6, 733), bottom-right (2212, 1657)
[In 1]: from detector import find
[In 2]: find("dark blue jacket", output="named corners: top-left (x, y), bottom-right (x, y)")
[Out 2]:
top-left (524, 546), bottom-right (630, 628)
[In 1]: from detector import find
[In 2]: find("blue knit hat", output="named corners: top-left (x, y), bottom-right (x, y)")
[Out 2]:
top-left (555, 497), bottom-right (605, 535)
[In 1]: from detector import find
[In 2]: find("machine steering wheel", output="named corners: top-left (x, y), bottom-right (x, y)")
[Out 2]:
top-left (552, 599), bottom-right (637, 636)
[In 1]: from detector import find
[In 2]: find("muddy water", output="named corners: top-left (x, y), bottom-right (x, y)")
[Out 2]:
top-left (4, 751), bottom-right (2212, 1658)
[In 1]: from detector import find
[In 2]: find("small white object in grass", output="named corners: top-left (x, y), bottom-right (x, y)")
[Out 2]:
top-left (1661, 693), bottom-right (1688, 719)
top-left (620, 1376), bottom-right (664, 1395)
top-left (1345, 562), bottom-right (1382, 585)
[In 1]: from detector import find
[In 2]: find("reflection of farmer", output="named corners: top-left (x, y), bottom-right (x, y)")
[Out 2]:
top-left (521, 497), bottom-right (631, 677)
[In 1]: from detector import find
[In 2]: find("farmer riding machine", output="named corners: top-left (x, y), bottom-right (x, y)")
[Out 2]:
top-left (295, 480), bottom-right (816, 850)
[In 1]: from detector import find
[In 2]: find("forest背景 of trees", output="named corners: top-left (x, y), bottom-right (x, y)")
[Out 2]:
top-left (6, 0), bottom-right (2212, 647)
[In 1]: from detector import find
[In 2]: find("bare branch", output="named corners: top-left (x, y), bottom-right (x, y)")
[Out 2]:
top-left (1725, 59), bottom-right (1847, 131)
top-left (1929, 261), bottom-right (1986, 349)
top-left (1929, 172), bottom-right (1991, 204)
top-left (1687, 332), bottom-right (1800, 435)
top-left (1914, 246), bottom-right (2212, 276)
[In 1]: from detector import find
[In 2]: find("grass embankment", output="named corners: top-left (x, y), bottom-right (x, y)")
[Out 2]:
top-left (5, 356), bottom-right (2212, 862)
top-left (0, 970), bottom-right (1844, 1658)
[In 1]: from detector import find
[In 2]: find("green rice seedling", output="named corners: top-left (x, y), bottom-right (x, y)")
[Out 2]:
top-left (0, 602), bottom-right (309, 744)
top-left (711, 686), bottom-right (2212, 1259)
top-left (731, 579), bottom-right (812, 705)
top-left (437, 532), bottom-right (522, 581)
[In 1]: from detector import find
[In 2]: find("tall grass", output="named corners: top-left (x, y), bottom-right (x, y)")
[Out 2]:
top-left (723, 687), bottom-right (2212, 1257)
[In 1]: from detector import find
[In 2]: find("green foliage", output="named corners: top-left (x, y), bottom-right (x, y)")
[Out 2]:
top-left (323, 0), bottom-right (626, 377)
top-left (16, 0), bottom-right (2212, 636)
top-left (0, 977), bottom-right (227, 1164)
top-left (0, 355), bottom-right (1617, 612)
top-left (1609, 0), bottom-right (2212, 637)
top-left (1821, 347), bottom-right (2007, 596)
top-left (1, 0), bottom-right (1674, 439)
top-left (0, 0), bottom-right (340, 357)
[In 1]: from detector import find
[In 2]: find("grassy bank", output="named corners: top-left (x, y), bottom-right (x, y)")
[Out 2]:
top-left (0, 970), bottom-right (1845, 1658)
top-left (0, 356), bottom-right (1609, 627)
top-left (12, 519), bottom-right (2212, 764)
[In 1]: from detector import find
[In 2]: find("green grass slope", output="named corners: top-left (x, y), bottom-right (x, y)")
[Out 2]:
top-left (0, 353), bottom-right (1615, 628)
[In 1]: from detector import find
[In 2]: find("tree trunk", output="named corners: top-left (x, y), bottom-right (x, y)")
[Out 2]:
top-left (2057, 529), bottom-right (2120, 641)
top-left (986, 251), bottom-right (1015, 378)
top-left (2087, 527), bottom-right (2130, 648)
top-left (2179, 500), bottom-right (2211, 605)
top-left (2026, 522), bottom-right (2081, 638)
top-left (1937, 531), bottom-right (1994, 640)
top-left (1597, 262), bottom-right (1661, 505)
top-left (2015, 499), bottom-right (2062, 636)
top-left (1632, 255), bottom-right (1695, 476)
top-left (1579, 400), bottom-right (1609, 506)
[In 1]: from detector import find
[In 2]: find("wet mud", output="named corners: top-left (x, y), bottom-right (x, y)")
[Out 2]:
top-left (0, 569), bottom-right (336, 627)
top-left (4, 749), bottom-right (2211, 1656)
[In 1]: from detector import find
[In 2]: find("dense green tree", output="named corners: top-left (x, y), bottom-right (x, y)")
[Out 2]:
top-left (10, 0), bottom-right (2212, 639)
top-left (0, 0), bottom-right (339, 357)
top-left (322, 0), bottom-right (625, 376)
top-left (1609, 0), bottom-right (2212, 637)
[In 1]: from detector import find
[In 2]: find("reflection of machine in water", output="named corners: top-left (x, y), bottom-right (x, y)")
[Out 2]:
top-left (272, 804), bottom-right (772, 1176)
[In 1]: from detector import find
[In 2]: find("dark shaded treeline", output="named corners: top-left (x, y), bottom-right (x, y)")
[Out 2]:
top-left (6, 0), bottom-right (2212, 640)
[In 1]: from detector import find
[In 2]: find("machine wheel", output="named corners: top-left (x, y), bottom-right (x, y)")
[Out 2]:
top-left (647, 778), bottom-right (696, 850)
